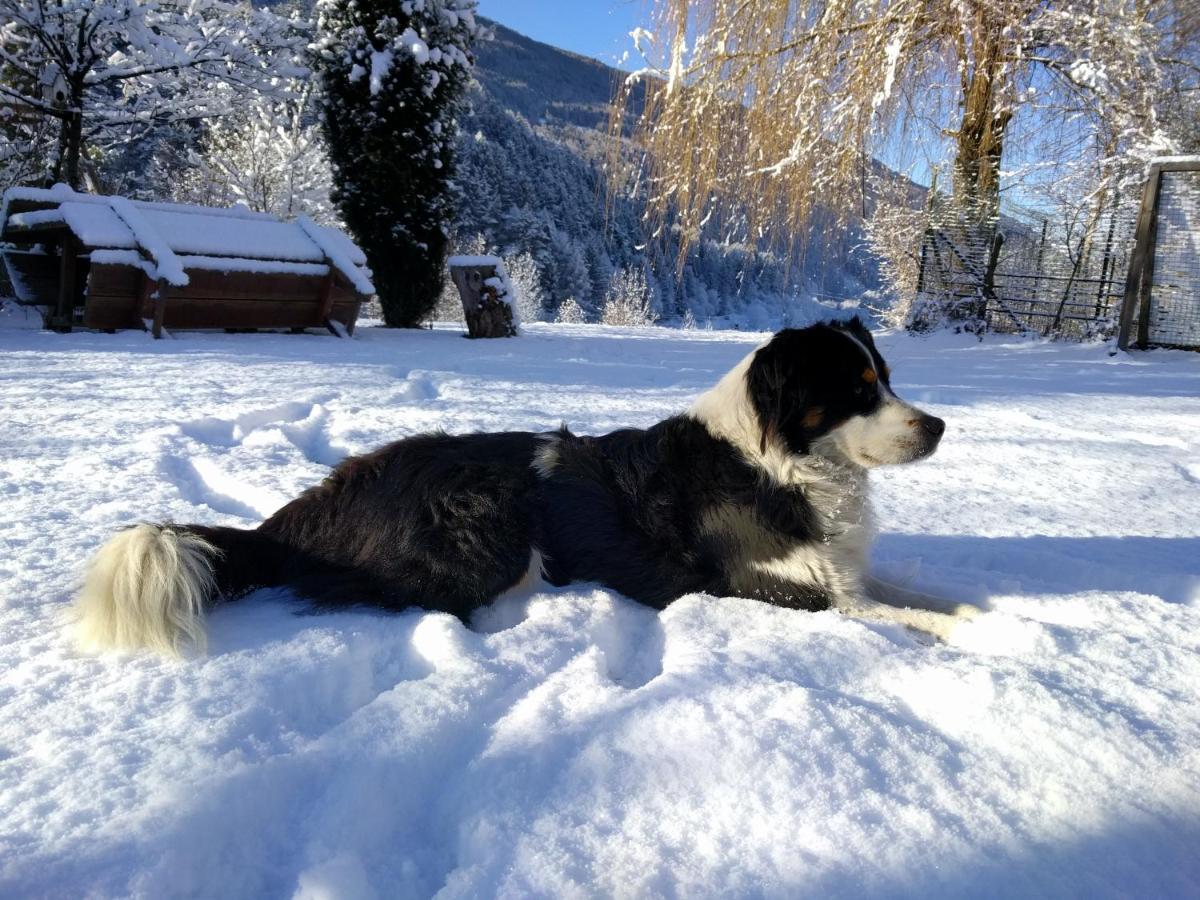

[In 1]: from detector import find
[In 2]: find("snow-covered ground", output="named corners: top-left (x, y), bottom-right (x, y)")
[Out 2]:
top-left (1, 316), bottom-right (1198, 898)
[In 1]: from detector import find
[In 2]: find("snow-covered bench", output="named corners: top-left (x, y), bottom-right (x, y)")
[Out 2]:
top-left (0, 186), bottom-right (374, 338)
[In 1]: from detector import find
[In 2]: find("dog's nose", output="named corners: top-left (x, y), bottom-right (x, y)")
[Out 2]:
top-left (921, 415), bottom-right (946, 437)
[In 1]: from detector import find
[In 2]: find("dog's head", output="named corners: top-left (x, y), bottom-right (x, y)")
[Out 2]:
top-left (745, 318), bottom-right (945, 468)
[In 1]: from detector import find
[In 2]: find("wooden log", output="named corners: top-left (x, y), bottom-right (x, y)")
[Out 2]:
top-left (449, 262), bottom-right (517, 339)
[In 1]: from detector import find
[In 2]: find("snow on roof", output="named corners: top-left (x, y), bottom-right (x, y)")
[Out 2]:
top-left (297, 217), bottom-right (374, 295)
top-left (1150, 155), bottom-right (1200, 165)
top-left (0, 184), bottom-right (374, 294)
top-left (2, 183), bottom-right (276, 222)
top-left (60, 203), bottom-right (138, 249)
top-left (108, 196), bottom-right (188, 286)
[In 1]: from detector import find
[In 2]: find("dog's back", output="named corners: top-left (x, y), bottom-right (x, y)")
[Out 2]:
top-left (77, 431), bottom-right (546, 654)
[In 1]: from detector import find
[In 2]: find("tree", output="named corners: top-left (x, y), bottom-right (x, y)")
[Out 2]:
top-left (555, 297), bottom-right (587, 324)
top-left (601, 266), bottom-right (656, 326)
top-left (168, 84), bottom-right (336, 224)
top-left (503, 251), bottom-right (545, 322)
top-left (315, 0), bottom-right (483, 327)
top-left (616, 0), bottom-right (1200, 253)
top-left (0, 0), bottom-right (305, 189)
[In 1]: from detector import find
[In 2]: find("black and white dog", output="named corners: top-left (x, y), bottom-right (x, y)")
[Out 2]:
top-left (76, 317), bottom-right (970, 655)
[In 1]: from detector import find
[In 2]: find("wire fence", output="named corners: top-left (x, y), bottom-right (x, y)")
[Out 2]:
top-left (913, 186), bottom-right (1139, 341)
top-left (1135, 167), bottom-right (1200, 349)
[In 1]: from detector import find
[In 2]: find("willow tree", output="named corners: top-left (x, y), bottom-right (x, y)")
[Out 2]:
top-left (614, 0), bottom-right (1196, 257)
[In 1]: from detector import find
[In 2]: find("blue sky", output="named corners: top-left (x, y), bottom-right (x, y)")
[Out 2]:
top-left (476, 0), bottom-right (648, 70)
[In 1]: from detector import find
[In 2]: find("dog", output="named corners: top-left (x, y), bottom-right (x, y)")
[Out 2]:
top-left (75, 317), bottom-right (970, 656)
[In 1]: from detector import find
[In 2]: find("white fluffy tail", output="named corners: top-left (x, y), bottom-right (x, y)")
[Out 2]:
top-left (75, 524), bottom-right (218, 656)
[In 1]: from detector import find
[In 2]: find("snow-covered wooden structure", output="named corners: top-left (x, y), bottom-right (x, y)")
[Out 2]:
top-left (0, 186), bottom-right (374, 338)
top-left (448, 255), bottom-right (518, 338)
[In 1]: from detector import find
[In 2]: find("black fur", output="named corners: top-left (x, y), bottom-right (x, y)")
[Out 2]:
top-left (184, 417), bottom-right (829, 618)
top-left (747, 318), bottom-right (890, 454)
top-left (536, 418), bottom-right (823, 608)
top-left (175, 319), bottom-right (917, 622)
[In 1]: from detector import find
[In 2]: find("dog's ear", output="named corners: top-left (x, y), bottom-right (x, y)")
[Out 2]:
top-left (843, 315), bottom-right (874, 343)
top-left (747, 341), bottom-right (794, 454)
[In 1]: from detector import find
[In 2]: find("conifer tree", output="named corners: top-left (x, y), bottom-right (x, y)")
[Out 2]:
top-left (315, 0), bottom-right (482, 326)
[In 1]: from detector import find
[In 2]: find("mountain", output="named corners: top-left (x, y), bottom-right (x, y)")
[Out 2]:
top-left (470, 20), bottom-right (630, 132)
top-left (451, 19), bottom-right (882, 325)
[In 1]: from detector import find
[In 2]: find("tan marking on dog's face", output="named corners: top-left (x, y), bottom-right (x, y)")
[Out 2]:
top-left (802, 406), bottom-right (824, 429)
top-left (862, 368), bottom-right (877, 384)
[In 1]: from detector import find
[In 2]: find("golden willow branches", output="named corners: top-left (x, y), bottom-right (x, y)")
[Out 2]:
top-left (610, 0), bottom-right (1194, 260)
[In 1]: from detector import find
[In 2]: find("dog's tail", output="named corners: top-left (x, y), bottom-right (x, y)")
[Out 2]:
top-left (74, 523), bottom-right (287, 656)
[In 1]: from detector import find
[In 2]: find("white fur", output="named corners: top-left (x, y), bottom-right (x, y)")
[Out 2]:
top-left (688, 343), bottom-right (805, 484)
top-left (835, 596), bottom-right (965, 642)
top-left (531, 433), bottom-right (561, 478)
top-left (813, 392), bottom-right (931, 468)
top-left (689, 339), bottom-right (966, 641)
top-left (497, 548), bottom-right (547, 600)
top-left (75, 524), bottom-right (216, 656)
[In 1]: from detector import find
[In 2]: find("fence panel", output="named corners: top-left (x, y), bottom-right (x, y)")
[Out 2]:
top-left (1144, 168), bottom-right (1200, 348)
top-left (914, 182), bottom-right (1139, 341)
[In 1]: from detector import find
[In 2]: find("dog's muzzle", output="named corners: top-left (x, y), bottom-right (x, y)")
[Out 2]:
top-left (915, 414), bottom-right (946, 457)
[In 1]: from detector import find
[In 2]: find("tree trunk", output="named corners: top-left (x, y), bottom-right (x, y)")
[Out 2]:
top-left (450, 263), bottom-right (518, 338)
top-left (951, 26), bottom-right (1011, 225)
top-left (51, 83), bottom-right (85, 189)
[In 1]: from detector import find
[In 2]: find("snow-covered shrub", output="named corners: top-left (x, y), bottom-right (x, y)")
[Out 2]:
top-left (681, 309), bottom-right (698, 330)
top-left (863, 194), bottom-right (930, 329)
top-left (503, 252), bottom-right (545, 322)
top-left (601, 267), bottom-right (655, 326)
top-left (555, 297), bottom-right (587, 324)
top-left (169, 85), bottom-right (336, 224)
top-left (315, 0), bottom-right (484, 327)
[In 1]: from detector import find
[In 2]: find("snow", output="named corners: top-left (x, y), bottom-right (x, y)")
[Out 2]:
top-left (297, 217), bottom-right (375, 295)
top-left (58, 202), bottom-right (139, 249)
top-left (89, 249), bottom-right (155, 278)
top-left (90, 248), bottom-right (333, 279)
top-left (0, 321), bottom-right (1198, 897)
top-left (5, 208), bottom-right (65, 229)
top-left (109, 197), bottom-right (189, 287)
top-left (175, 256), bottom-right (331, 277)
top-left (1150, 155), bottom-right (1200, 165)
top-left (368, 49), bottom-right (393, 95)
top-left (143, 210), bottom-right (325, 263)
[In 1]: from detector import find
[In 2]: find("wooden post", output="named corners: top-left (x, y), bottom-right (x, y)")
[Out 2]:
top-left (449, 261), bottom-right (517, 338)
top-left (53, 233), bottom-right (79, 332)
top-left (1117, 164), bottom-right (1163, 351)
top-left (151, 279), bottom-right (168, 339)
top-left (316, 268), bottom-right (340, 336)
top-left (965, 229), bottom-right (1004, 331)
